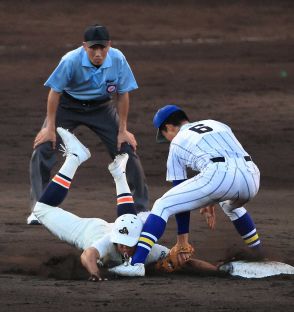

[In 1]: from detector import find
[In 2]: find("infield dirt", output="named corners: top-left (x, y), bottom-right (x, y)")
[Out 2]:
top-left (0, 1), bottom-right (293, 311)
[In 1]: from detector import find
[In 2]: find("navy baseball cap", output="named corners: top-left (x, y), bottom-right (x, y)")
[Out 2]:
top-left (153, 104), bottom-right (182, 143)
top-left (84, 25), bottom-right (110, 47)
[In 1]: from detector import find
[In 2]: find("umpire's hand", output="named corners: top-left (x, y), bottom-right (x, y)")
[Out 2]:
top-left (117, 129), bottom-right (137, 151)
top-left (34, 127), bottom-right (56, 149)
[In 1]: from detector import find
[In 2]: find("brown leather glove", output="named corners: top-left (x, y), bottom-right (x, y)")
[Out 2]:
top-left (155, 243), bottom-right (195, 273)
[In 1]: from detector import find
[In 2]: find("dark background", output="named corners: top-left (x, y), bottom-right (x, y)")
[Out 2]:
top-left (0, 1), bottom-right (293, 311)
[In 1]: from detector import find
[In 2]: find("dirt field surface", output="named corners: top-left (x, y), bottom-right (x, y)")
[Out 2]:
top-left (0, 1), bottom-right (293, 311)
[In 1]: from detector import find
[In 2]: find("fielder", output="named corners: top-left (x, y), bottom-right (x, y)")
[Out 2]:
top-left (34, 127), bottom-right (218, 281)
top-left (110, 104), bottom-right (262, 277)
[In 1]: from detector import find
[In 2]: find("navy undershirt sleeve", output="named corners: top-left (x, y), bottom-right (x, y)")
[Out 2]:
top-left (172, 179), bottom-right (190, 235)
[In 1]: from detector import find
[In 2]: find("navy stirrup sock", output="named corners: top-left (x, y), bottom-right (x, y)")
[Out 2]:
top-left (233, 212), bottom-right (261, 248)
top-left (131, 214), bottom-right (166, 264)
top-left (39, 173), bottom-right (71, 207)
top-left (116, 193), bottom-right (136, 216)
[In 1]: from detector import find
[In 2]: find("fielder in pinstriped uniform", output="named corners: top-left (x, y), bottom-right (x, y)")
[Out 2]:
top-left (109, 104), bottom-right (263, 277)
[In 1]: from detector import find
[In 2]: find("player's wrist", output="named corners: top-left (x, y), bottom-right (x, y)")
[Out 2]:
top-left (176, 233), bottom-right (189, 246)
top-left (118, 127), bottom-right (127, 133)
top-left (46, 123), bottom-right (56, 131)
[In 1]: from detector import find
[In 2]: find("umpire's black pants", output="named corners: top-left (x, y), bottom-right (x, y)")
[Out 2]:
top-left (30, 95), bottom-right (149, 213)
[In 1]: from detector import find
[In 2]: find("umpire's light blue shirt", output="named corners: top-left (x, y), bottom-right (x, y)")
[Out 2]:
top-left (44, 47), bottom-right (138, 100)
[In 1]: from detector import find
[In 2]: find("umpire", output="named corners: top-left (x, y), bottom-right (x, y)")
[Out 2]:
top-left (28, 24), bottom-right (148, 224)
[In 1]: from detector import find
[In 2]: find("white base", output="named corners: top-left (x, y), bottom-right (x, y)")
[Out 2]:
top-left (219, 260), bottom-right (294, 278)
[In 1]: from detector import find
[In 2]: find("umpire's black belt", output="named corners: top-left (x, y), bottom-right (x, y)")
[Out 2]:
top-left (211, 156), bottom-right (252, 163)
top-left (62, 91), bottom-right (111, 107)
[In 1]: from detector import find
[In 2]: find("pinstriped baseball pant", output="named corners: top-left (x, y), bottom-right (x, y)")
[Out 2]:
top-left (151, 158), bottom-right (260, 222)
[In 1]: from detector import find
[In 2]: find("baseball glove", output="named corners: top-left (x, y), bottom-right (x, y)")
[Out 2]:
top-left (155, 243), bottom-right (195, 273)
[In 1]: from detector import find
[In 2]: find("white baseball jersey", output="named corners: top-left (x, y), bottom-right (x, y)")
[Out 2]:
top-left (166, 120), bottom-right (249, 181)
top-left (152, 120), bottom-right (260, 221)
top-left (91, 234), bottom-right (169, 266)
top-left (34, 202), bottom-right (169, 266)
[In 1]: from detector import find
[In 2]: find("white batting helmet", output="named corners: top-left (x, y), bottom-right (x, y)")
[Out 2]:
top-left (110, 214), bottom-right (143, 247)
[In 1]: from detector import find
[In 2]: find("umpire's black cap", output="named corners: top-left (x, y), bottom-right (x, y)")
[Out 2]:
top-left (84, 25), bottom-right (110, 47)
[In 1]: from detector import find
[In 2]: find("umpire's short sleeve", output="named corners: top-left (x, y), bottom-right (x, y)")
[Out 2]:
top-left (44, 57), bottom-right (73, 93)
